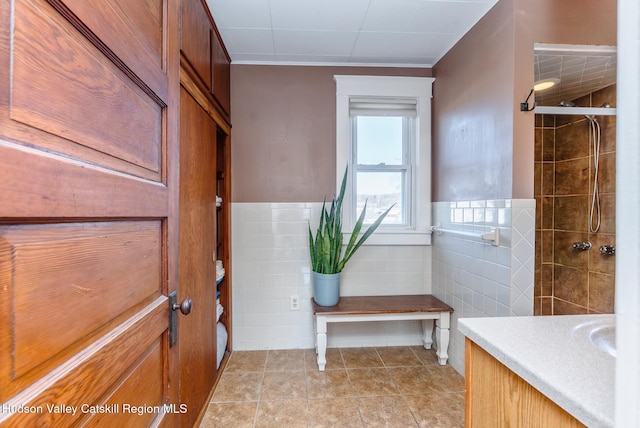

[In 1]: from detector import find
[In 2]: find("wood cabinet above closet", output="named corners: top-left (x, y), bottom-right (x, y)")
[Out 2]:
top-left (181, 0), bottom-right (231, 119)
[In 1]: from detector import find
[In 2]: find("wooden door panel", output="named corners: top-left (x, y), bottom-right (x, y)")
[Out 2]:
top-left (211, 29), bottom-right (230, 115)
top-left (2, 221), bottom-right (161, 381)
top-left (0, 145), bottom-right (168, 218)
top-left (10, 0), bottom-right (163, 180)
top-left (84, 340), bottom-right (165, 427)
top-left (0, 298), bottom-right (167, 426)
top-left (0, 0), bottom-right (180, 425)
top-left (179, 86), bottom-right (217, 427)
top-left (59, 0), bottom-right (168, 102)
top-left (181, 0), bottom-right (212, 89)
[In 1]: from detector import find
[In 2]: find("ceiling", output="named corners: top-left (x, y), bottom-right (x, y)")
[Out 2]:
top-left (205, 0), bottom-right (499, 67)
top-left (534, 45), bottom-right (617, 107)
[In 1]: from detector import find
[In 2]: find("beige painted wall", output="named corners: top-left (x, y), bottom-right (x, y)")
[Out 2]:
top-left (432, 0), bottom-right (616, 202)
top-left (230, 65), bottom-right (430, 202)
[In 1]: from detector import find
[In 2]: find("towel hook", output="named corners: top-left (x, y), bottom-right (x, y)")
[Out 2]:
top-left (520, 89), bottom-right (536, 112)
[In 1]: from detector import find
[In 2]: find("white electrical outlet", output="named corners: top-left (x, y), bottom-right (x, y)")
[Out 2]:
top-left (290, 295), bottom-right (300, 311)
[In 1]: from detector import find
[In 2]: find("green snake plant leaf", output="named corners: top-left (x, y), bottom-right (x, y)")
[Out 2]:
top-left (309, 165), bottom-right (393, 275)
top-left (338, 202), bottom-right (394, 272)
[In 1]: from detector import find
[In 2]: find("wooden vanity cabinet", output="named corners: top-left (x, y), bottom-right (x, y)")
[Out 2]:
top-left (465, 339), bottom-right (585, 427)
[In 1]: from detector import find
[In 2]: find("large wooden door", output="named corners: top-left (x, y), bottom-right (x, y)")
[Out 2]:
top-left (178, 86), bottom-right (218, 427)
top-left (0, 0), bottom-right (180, 426)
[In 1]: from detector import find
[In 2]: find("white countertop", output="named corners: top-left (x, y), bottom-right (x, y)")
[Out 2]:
top-left (458, 314), bottom-right (615, 428)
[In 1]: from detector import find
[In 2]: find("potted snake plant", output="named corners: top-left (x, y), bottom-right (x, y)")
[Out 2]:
top-left (309, 166), bottom-right (393, 306)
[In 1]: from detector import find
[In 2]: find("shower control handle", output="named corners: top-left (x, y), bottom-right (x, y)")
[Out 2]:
top-left (599, 245), bottom-right (615, 256)
top-left (572, 241), bottom-right (592, 251)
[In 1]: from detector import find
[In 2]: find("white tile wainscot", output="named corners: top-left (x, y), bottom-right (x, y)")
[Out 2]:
top-left (311, 295), bottom-right (453, 371)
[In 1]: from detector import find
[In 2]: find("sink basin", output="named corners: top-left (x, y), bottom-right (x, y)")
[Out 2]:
top-left (589, 323), bottom-right (616, 358)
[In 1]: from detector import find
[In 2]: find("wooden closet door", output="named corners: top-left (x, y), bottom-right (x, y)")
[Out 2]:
top-left (178, 86), bottom-right (218, 427)
top-left (0, 0), bottom-right (181, 426)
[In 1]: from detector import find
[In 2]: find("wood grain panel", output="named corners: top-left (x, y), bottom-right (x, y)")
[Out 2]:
top-left (0, 297), bottom-right (167, 425)
top-left (1, 222), bottom-right (161, 379)
top-left (58, 0), bottom-right (168, 102)
top-left (84, 340), bottom-right (164, 427)
top-left (179, 86), bottom-right (218, 427)
top-left (0, 143), bottom-right (168, 218)
top-left (11, 0), bottom-right (162, 174)
top-left (465, 339), bottom-right (585, 427)
top-left (181, 0), bottom-right (212, 88)
top-left (211, 29), bottom-right (231, 115)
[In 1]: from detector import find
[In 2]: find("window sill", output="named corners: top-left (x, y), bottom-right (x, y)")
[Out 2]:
top-left (343, 230), bottom-right (431, 246)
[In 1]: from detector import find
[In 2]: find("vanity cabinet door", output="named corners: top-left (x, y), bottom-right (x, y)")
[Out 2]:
top-left (465, 339), bottom-right (585, 427)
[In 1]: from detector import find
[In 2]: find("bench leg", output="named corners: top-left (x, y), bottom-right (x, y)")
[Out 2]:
top-left (421, 319), bottom-right (434, 349)
top-left (435, 312), bottom-right (451, 365)
top-left (315, 316), bottom-right (327, 371)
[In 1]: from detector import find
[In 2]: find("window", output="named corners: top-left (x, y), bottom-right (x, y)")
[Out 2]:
top-left (335, 75), bottom-right (434, 245)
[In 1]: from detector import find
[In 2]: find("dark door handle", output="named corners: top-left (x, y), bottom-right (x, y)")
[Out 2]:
top-left (172, 298), bottom-right (193, 315)
top-left (169, 292), bottom-right (192, 347)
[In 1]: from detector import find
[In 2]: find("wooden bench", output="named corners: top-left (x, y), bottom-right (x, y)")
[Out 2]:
top-left (311, 295), bottom-right (454, 371)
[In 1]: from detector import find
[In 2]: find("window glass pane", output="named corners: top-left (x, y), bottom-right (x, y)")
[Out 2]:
top-left (356, 116), bottom-right (403, 165)
top-left (356, 171), bottom-right (404, 225)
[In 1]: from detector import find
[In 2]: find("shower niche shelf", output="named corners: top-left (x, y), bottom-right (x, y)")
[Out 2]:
top-left (534, 106), bottom-right (617, 116)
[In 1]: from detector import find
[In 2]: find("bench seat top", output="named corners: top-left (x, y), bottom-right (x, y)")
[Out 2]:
top-left (312, 294), bottom-right (453, 316)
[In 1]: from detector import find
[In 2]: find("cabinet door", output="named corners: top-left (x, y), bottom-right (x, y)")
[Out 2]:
top-left (181, 0), bottom-right (212, 89)
top-left (212, 29), bottom-right (231, 115)
top-left (0, 0), bottom-right (179, 426)
top-left (179, 86), bottom-right (219, 427)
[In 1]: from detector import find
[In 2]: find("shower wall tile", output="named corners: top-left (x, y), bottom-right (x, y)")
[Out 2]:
top-left (554, 195), bottom-right (589, 231)
top-left (598, 193), bottom-right (616, 234)
top-left (431, 199), bottom-right (534, 375)
top-left (554, 265), bottom-right (588, 307)
top-left (588, 272), bottom-right (615, 313)
top-left (231, 202), bottom-right (431, 351)
top-left (588, 233), bottom-right (616, 275)
top-left (554, 231), bottom-right (589, 268)
top-left (555, 158), bottom-right (589, 195)
top-left (555, 122), bottom-right (589, 160)
top-left (542, 129), bottom-right (555, 161)
top-left (535, 85), bottom-right (616, 317)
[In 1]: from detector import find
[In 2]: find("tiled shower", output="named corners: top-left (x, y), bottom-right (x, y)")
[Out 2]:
top-left (534, 84), bottom-right (617, 315)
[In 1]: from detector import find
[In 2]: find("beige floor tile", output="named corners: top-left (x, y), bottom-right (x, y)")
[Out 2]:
top-left (305, 348), bottom-right (345, 370)
top-left (410, 346), bottom-right (442, 367)
top-left (211, 372), bottom-right (263, 402)
top-left (404, 393), bottom-right (464, 428)
top-left (426, 365), bottom-right (466, 393)
top-left (357, 396), bottom-right (418, 427)
top-left (260, 370), bottom-right (307, 400)
top-left (307, 369), bottom-right (354, 398)
top-left (255, 399), bottom-right (308, 428)
top-left (387, 366), bottom-right (444, 394)
top-left (376, 346), bottom-right (422, 367)
top-left (341, 348), bottom-right (384, 368)
top-left (348, 368), bottom-right (398, 396)
top-left (200, 402), bottom-right (257, 428)
top-left (225, 351), bottom-right (268, 372)
top-left (308, 397), bottom-right (363, 427)
top-left (204, 346), bottom-right (466, 427)
top-left (265, 349), bottom-right (306, 371)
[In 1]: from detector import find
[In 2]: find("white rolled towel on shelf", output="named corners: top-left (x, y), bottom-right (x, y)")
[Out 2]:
top-left (216, 303), bottom-right (224, 322)
top-left (216, 195), bottom-right (223, 207)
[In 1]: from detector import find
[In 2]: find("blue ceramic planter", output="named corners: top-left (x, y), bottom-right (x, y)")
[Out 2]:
top-left (312, 272), bottom-right (341, 306)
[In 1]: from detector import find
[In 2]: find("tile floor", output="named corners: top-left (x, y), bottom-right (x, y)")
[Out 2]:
top-left (200, 346), bottom-right (465, 427)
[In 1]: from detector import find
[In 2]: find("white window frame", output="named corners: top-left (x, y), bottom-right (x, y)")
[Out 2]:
top-left (335, 75), bottom-right (434, 246)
